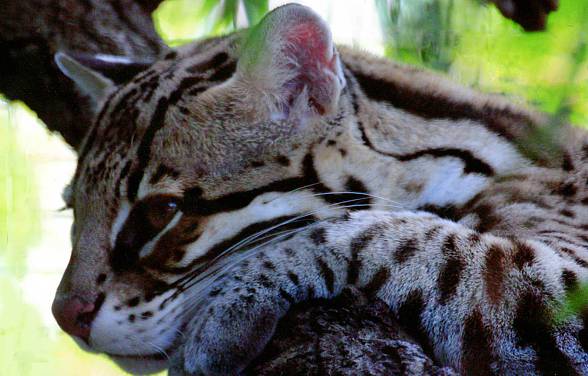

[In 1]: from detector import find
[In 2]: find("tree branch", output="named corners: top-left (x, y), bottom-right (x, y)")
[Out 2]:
top-left (247, 288), bottom-right (456, 376)
top-left (0, 0), bottom-right (167, 148)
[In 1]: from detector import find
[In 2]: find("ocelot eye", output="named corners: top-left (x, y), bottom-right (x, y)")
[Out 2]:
top-left (141, 195), bottom-right (181, 232)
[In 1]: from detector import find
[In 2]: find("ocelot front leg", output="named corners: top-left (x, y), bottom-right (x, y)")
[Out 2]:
top-left (172, 210), bottom-right (588, 375)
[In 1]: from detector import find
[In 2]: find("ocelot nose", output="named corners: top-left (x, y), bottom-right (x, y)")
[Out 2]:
top-left (52, 294), bottom-right (104, 343)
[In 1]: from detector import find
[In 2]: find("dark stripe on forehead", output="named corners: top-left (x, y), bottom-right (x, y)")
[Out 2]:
top-left (149, 164), bottom-right (181, 185)
top-left (127, 96), bottom-right (169, 201)
top-left (109, 87), bottom-right (141, 126)
top-left (127, 74), bottom-right (210, 201)
top-left (75, 57), bottom-right (184, 195)
top-left (130, 63), bottom-right (160, 83)
top-left (74, 90), bottom-right (118, 185)
top-left (209, 61), bottom-right (237, 81)
top-left (77, 68), bottom-right (161, 187)
top-left (187, 52), bottom-right (229, 73)
top-left (126, 57), bottom-right (238, 201)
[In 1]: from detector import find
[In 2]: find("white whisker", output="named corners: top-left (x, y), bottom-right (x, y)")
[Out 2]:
top-left (146, 341), bottom-right (170, 360)
top-left (118, 333), bottom-right (172, 361)
top-left (174, 224), bottom-right (311, 290)
top-left (171, 198), bottom-right (399, 290)
top-left (310, 191), bottom-right (404, 208)
top-left (262, 181), bottom-right (323, 205)
top-left (177, 197), bottom-right (370, 285)
top-left (179, 202), bottom-right (401, 297)
top-left (213, 198), bottom-right (400, 262)
top-left (179, 224), bottom-right (322, 316)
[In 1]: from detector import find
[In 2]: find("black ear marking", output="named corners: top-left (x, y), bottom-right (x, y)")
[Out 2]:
top-left (66, 52), bottom-right (155, 84)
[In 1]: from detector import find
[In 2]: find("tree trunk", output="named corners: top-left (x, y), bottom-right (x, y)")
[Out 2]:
top-left (0, 0), bottom-right (168, 148)
top-left (247, 288), bottom-right (456, 375)
top-left (0, 0), bottom-right (554, 374)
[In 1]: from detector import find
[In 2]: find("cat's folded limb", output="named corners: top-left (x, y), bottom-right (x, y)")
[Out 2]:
top-left (174, 210), bottom-right (587, 375)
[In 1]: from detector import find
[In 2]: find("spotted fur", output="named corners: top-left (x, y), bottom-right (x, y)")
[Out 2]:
top-left (53, 4), bottom-right (588, 375)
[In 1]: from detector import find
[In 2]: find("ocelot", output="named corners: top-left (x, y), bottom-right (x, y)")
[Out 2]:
top-left (51, 3), bottom-right (588, 375)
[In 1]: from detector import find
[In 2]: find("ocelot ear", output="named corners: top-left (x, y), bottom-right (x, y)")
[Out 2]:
top-left (235, 4), bottom-right (346, 123)
top-left (55, 52), bottom-right (153, 107)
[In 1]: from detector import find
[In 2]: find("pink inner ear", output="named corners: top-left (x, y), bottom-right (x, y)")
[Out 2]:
top-left (282, 22), bottom-right (339, 115)
top-left (285, 22), bottom-right (336, 71)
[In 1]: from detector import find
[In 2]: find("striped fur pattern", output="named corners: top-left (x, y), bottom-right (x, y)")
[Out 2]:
top-left (54, 4), bottom-right (588, 375)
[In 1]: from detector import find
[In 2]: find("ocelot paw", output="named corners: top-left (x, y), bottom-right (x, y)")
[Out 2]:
top-left (171, 281), bottom-right (289, 375)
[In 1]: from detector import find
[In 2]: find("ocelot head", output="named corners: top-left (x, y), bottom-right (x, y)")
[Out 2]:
top-left (52, 4), bottom-right (349, 373)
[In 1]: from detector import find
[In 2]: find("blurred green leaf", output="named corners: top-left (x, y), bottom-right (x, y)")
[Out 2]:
top-left (213, 0), bottom-right (239, 34)
top-left (243, 0), bottom-right (269, 26)
top-left (155, 0), bottom-right (269, 46)
top-left (556, 284), bottom-right (588, 325)
top-left (375, 0), bottom-right (456, 71)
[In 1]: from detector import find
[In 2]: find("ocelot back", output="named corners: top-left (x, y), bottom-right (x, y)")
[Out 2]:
top-left (52, 4), bottom-right (588, 375)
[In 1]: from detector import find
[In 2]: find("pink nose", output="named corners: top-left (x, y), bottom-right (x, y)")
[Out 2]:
top-left (52, 294), bottom-right (104, 343)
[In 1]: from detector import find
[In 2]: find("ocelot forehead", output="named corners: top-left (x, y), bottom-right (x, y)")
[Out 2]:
top-left (74, 36), bottom-right (244, 197)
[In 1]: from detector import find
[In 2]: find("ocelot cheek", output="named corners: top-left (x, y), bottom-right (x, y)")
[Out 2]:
top-left (141, 215), bottom-right (205, 271)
